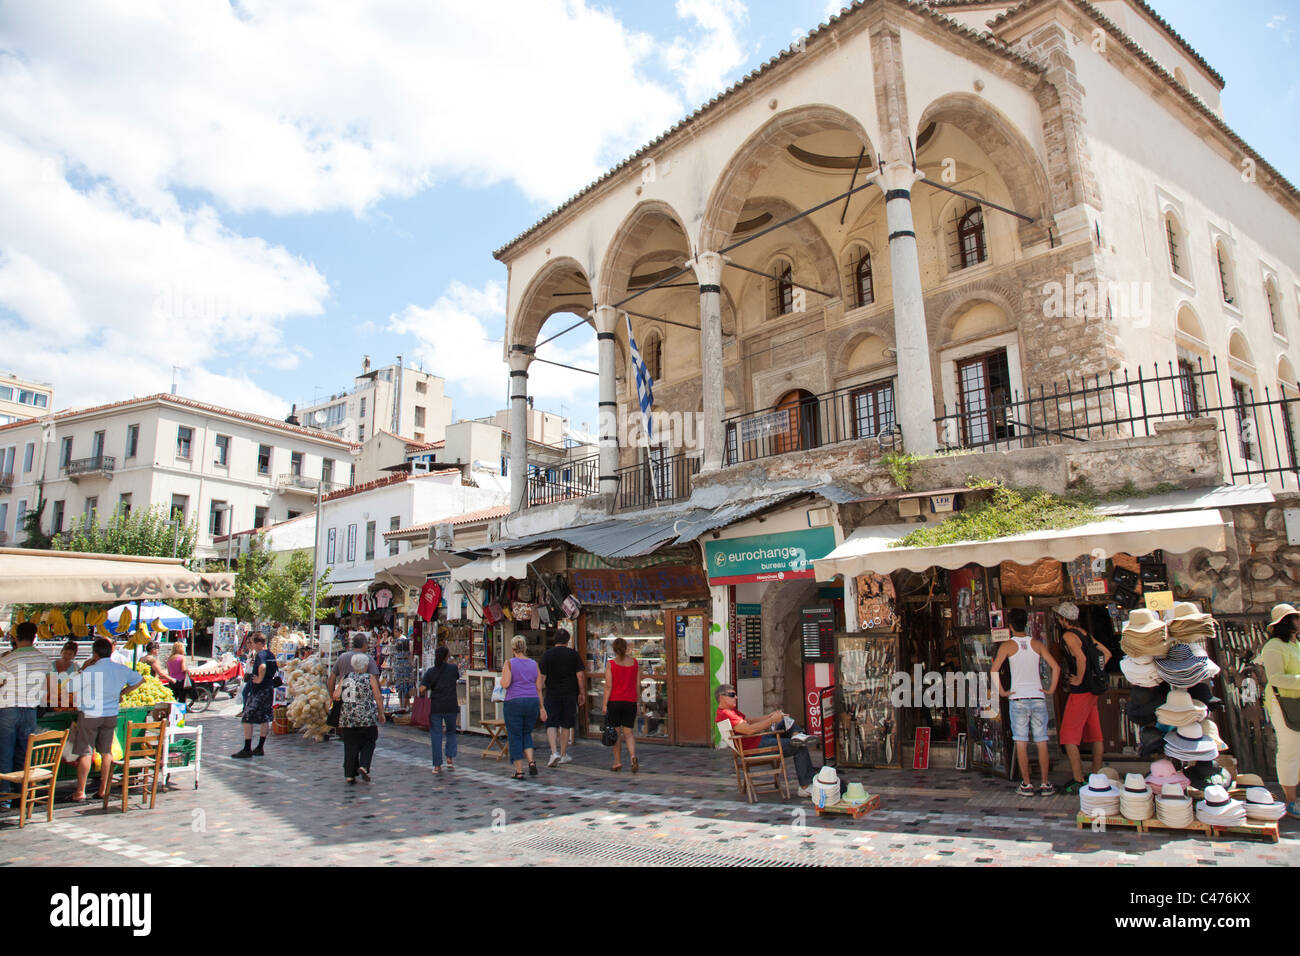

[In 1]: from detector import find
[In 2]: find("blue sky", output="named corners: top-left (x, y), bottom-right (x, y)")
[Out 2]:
top-left (1, 0), bottom-right (1296, 436)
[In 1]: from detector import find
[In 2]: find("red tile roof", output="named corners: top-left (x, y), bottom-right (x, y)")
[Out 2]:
top-left (376, 428), bottom-right (445, 451)
top-left (0, 392), bottom-right (357, 448)
top-left (384, 505), bottom-right (510, 538)
top-left (321, 468), bottom-right (462, 504)
top-left (492, 0), bottom-right (1043, 260)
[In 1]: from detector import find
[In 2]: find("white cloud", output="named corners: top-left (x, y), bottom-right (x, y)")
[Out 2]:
top-left (389, 280), bottom-right (598, 421)
top-left (1266, 14), bottom-right (1287, 28)
top-left (823, 0), bottom-right (846, 21)
top-left (663, 0), bottom-right (751, 104)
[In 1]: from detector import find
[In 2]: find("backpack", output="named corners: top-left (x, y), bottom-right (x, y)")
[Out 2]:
top-left (1070, 628), bottom-right (1109, 695)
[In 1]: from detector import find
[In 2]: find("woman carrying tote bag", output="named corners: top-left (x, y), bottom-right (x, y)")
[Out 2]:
top-left (1256, 603), bottom-right (1300, 818)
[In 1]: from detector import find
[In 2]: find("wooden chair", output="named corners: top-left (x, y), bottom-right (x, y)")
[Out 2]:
top-left (0, 729), bottom-right (68, 827)
top-left (717, 719), bottom-right (790, 803)
top-left (104, 720), bottom-right (165, 813)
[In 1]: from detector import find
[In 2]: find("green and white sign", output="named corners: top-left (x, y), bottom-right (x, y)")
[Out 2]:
top-left (704, 527), bottom-right (837, 585)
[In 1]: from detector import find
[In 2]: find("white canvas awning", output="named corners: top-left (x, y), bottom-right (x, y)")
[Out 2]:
top-left (0, 547), bottom-right (235, 604)
top-left (374, 547), bottom-right (467, 588)
top-left (813, 509), bottom-right (1231, 580)
top-left (326, 580), bottom-right (374, 597)
top-left (451, 546), bottom-right (554, 585)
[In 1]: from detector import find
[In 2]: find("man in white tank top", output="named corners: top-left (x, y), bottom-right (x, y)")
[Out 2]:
top-left (990, 608), bottom-right (1060, 796)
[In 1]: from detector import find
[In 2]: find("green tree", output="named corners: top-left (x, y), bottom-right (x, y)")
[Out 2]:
top-left (253, 550), bottom-right (332, 625)
top-left (52, 504), bottom-right (197, 558)
top-left (20, 495), bottom-right (53, 550)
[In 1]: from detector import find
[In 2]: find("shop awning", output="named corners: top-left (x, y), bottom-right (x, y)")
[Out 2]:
top-left (0, 547), bottom-right (235, 604)
top-left (451, 546), bottom-right (554, 585)
top-left (374, 547), bottom-right (467, 588)
top-left (813, 508), bottom-right (1232, 579)
top-left (326, 580), bottom-right (374, 598)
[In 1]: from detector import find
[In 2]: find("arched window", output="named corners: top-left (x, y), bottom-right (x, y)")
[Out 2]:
top-left (1216, 240), bottom-right (1236, 305)
top-left (854, 251), bottom-right (874, 308)
top-left (1266, 277), bottom-right (1284, 336)
top-left (769, 258), bottom-right (795, 317)
top-left (955, 206), bottom-right (987, 270)
top-left (1164, 213), bottom-right (1184, 278)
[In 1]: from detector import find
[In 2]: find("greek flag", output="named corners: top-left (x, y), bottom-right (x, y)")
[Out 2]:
top-left (626, 311), bottom-right (654, 444)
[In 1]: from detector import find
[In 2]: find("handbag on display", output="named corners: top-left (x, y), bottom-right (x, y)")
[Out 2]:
top-left (562, 595), bottom-right (581, 620)
top-left (511, 601), bottom-right (535, 621)
top-left (484, 602), bottom-right (505, 626)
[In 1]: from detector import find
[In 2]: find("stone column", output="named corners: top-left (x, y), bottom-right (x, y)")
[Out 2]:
top-left (689, 251), bottom-right (727, 471)
top-left (883, 162), bottom-right (939, 455)
top-left (508, 347), bottom-right (532, 512)
top-left (591, 304), bottom-right (621, 498)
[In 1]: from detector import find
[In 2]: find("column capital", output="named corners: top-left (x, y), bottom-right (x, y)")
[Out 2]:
top-left (687, 251), bottom-right (727, 288)
top-left (589, 304), bottom-right (620, 335)
top-left (508, 346), bottom-right (533, 374)
top-left (880, 161), bottom-right (923, 194)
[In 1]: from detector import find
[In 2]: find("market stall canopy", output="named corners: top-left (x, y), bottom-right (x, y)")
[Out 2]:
top-left (107, 601), bottom-right (194, 633)
top-left (451, 546), bottom-right (554, 585)
top-left (813, 509), bottom-right (1231, 580)
top-left (374, 547), bottom-right (468, 588)
top-left (327, 580), bottom-right (374, 598)
top-left (0, 548), bottom-right (235, 604)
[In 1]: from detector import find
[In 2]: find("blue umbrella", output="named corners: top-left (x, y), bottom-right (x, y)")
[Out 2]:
top-left (107, 600), bottom-right (195, 634)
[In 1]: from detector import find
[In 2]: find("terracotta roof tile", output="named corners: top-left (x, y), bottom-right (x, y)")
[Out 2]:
top-left (383, 505), bottom-right (510, 538)
top-left (0, 392), bottom-right (357, 448)
top-left (492, 0), bottom-right (1043, 261)
top-left (321, 468), bottom-right (461, 504)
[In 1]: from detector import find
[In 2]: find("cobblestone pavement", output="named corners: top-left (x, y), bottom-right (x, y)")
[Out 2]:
top-left (3, 706), bottom-right (1297, 866)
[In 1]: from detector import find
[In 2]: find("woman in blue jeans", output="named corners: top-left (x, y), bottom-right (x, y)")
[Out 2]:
top-left (420, 646), bottom-right (461, 775)
top-left (500, 636), bottom-right (547, 779)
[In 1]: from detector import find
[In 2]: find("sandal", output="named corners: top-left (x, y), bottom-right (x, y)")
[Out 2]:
top-left (431, 766), bottom-right (442, 775)
top-left (528, 761), bottom-right (538, 776)
top-left (611, 764), bottom-right (622, 772)
top-left (445, 759), bottom-right (454, 771)
top-left (512, 771), bottom-right (525, 780)
top-left (631, 757), bottom-right (639, 774)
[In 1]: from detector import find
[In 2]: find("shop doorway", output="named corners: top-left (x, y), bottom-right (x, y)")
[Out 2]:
top-left (669, 609), bottom-right (710, 745)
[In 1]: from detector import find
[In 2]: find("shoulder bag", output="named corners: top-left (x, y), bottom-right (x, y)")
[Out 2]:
top-left (1274, 691), bottom-right (1300, 731)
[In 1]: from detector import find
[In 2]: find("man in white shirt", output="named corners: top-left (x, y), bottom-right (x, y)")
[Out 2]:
top-left (68, 638), bottom-right (143, 801)
top-left (0, 621), bottom-right (49, 802)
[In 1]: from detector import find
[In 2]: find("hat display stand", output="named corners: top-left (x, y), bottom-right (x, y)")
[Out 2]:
top-left (812, 778), bottom-right (881, 820)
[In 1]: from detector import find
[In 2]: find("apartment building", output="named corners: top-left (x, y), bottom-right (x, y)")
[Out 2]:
top-left (0, 393), bottom-right (356, 556)
top-left (298, 357), bottom-right (455, 445)
top-left (0, 373), bottom-right (52, 426)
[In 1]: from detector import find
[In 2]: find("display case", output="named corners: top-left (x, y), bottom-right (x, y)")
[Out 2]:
top-left (465, 670), bottom-right (502, 734)
top-left (581, 607), bottom-right (671, 741)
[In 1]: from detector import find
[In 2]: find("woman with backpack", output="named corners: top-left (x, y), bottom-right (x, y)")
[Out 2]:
top-left (1055, 602), bottom-right (1112, 795)
top-left (421, 645), bottom-right (460, 775)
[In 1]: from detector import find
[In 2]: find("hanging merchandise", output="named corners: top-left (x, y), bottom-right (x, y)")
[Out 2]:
top-left (417, 579), bottom-right (443, 622)
top-left (375, 587), bottom-right (394, 608)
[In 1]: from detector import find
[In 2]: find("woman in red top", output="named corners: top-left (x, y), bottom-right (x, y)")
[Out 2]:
top-left (601, 637), bottom-right (639, 772)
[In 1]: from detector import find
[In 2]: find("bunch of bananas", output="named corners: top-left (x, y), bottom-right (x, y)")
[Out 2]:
top-left (125, 624), bottom-right (152, 648)
top-left (87, 609), bottom-right (113, 639)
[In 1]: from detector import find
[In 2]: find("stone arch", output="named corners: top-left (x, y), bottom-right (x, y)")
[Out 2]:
top-left (932, 285), bottom-right (1019, 345)
top-left (838, 332), bottom-right (892, 375)
top-left (1175, 303), bottom-right (1208, 345)
top-left (1278, 354), bottom-right (1297, 386)
top-left (597, 199), bottom-right (694, 306)
top-left (699, 104), bottom-right (876, 253)
top-left (914, 92), bottom-right (1052, 245)
top-left (738, 195), bottom-right (842, 307)
top-left (507, 257), bottom-right (593, 351)
top-left (1228, 329), bottom-right (1254, 368)
top-left (946, 300), bottom-right (1008, 344)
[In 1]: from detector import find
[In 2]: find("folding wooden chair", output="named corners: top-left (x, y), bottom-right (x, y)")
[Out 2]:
top-left (0, 729), bottom-right (68, 827)
top-left (717, 719), bottom-right (790, 803)
top-left (104, 720), bottom-right (165, 813)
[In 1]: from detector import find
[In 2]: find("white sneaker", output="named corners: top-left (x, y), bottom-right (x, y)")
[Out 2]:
top-left (797, 786), bottom-right (812, 797)
top-left (547, 752), bottom-right (561, 768)
top-left (790, 732), bottom-right (813, 744)
top-left (559, 753), bottom-right (573, 764)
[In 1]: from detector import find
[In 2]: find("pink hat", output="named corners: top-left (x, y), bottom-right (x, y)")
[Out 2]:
top-left (1145, 758), bottom-right (1191, 791)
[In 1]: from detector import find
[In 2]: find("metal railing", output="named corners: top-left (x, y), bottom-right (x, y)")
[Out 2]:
top-left (277, 473), bottom-right (346, 494)
top-left (723, 384), bottom-right (904, 465)
top-left (64, 455), bottom-right (115, 477)
top-left (616, 452), bottom-right (702, 511)
top-left (527, 454), bottom-right (600, 506)
top-left (933, 356), bottom-right (1300, 489)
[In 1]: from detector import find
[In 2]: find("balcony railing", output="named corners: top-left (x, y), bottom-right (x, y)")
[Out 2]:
top-left (934, 357), bottom-right (1300, 489)
top-left (276, 473), bottom-right (346, 495)
top-left (0, 471), bottom-right (11, 493)
top-left (527, 454), bottom-right (600, 506)
top-left (723, 385), bottom-right (903, 466)
top-left (616, 452), bottom-right (701, 511)
top-left (64, 456), bottom-right (115, 478)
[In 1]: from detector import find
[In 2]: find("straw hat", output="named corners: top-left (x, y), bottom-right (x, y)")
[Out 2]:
top-left (1155, 783), bottom-right (1195, 827)
top-left (1145, 758), bottom-right (1191, 792)
top-left (1195, 784), bottom-right (1247, 826)
top-left (1120, 655), bottom-right (1163, 688)
top-left (1170, 602), bottom-right (1212, 624)
top-left (1244, 787), bottom-right (1287, 822)
top-left (1234, 772), bottom-right (1266, 789)
top-left (1201, 718), bottom-right (1228, 750)
top-left (1266, 603), bottom-right (1300, 634)
top-left (1119, 774), bottom-right (1155, 821)
top-left (1099, 766), bottom-right (1123, 785)
top-left (1080, 772), bottom-right (1121, 816)
top-left (1154, 689), bottom-right (1209, 727)
top-left (1121, 610), bottom-right (1172, 657)
top-left (841, 782), bottom-right (871, 806)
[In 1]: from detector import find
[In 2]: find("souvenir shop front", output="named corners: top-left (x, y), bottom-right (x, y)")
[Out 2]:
top-left (567, 549), bottom-right (714, 747)
top-left (702, 503), bottom-right (844, 752)
top-left (813, 506), bottom-right (1249, 776)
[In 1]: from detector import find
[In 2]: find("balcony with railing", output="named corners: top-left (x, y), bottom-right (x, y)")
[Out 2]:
top-left (616, 452), bottom-right (701, 511)
top-left (723, 384), bottom-right (903, 466)
top-left (64, 456), bottom-right (115, 480)
top-left (276, 473), bottom-right (346, 495)
top-left (526, 454), bottom-right (600, 507)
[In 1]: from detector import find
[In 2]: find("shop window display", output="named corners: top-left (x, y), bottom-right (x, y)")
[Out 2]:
top-left (583, 607), bottom-right (670, 739)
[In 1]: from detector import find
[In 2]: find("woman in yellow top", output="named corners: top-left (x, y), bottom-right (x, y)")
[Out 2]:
top-left (1256, 603), bottom-right (1300, 818)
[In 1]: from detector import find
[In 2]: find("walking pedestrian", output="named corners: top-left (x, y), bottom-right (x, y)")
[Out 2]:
top-left (334, 652), bottom-right (383, 784)
top-left (231, 634), bottom-right (278, 759)
top-left (0, 621), bottom-right (48, 806)
top-left (165, 640), bottom-right (190, 706)
top-left (602, 637), bottom-right (639, 773)
top-left (327, 633), bottom-right (380, 742)
top-left (67, 637), bottom-right (143, 802)
top-left (500, 635), bottom-right (546, 779)
top-left (1256, 603), bottom-right (1300, 817)
top-left (540, 628), bottom-right (586, 767)
top-left (420, 646), bottom-right (460, 775)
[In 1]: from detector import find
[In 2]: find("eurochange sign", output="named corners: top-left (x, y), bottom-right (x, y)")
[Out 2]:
top-left (704, 527), bottom-right (837, 586)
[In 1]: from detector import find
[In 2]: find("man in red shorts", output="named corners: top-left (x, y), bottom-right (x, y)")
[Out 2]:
top-left (1055, 602), bottom-right (1111, 794)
